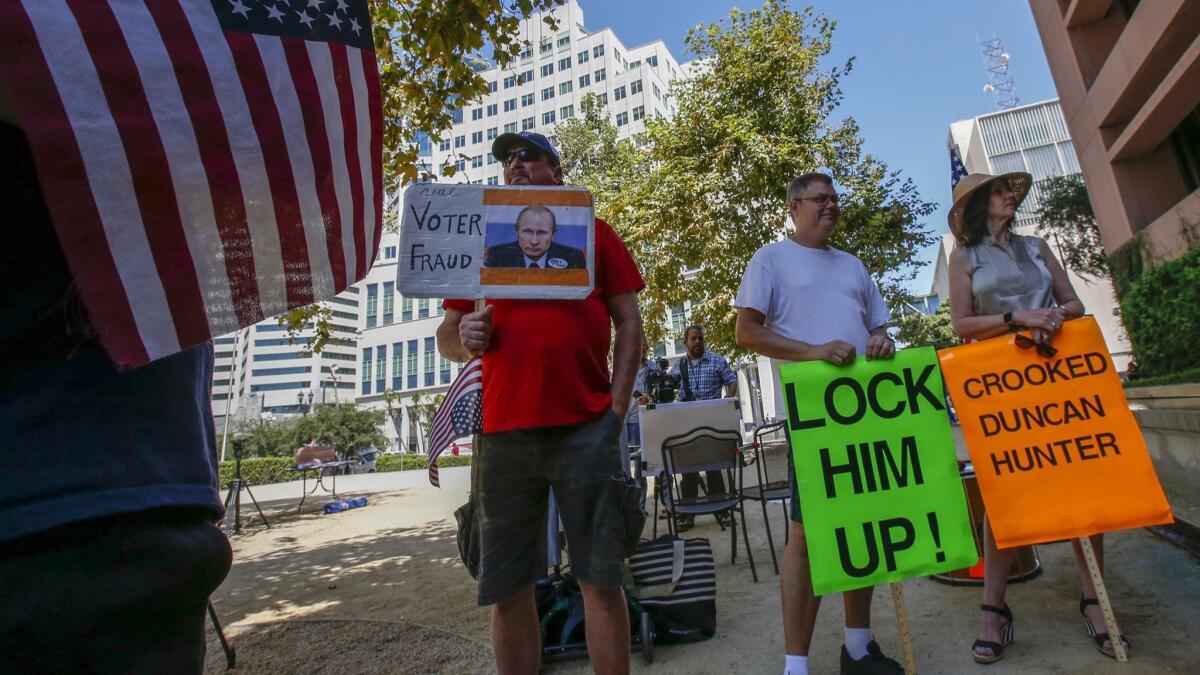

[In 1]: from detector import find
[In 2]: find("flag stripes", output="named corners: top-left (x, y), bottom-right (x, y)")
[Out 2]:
top-left (426, 356), bottom-right (484, 487)
top-left (0, 0), bottom-right (382, 367)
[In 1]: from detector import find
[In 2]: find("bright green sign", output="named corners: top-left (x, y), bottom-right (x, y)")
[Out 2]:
top-left (779, 347), bottom-right (977, 595)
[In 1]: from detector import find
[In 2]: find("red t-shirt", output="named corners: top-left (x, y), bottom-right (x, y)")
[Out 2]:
top-left (444, 218), bottom-right (644, 433)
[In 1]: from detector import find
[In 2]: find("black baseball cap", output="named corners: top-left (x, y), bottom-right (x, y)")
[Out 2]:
top-left (491, 130), bottom-right (561, 166)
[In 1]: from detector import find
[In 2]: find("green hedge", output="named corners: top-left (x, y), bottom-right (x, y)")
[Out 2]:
top-left (217, 457), bottom-right (293, 488)
top-left (1119, 247), bottom-right (1200, 379)
top-left (217, 454), bottom-right (473, 487)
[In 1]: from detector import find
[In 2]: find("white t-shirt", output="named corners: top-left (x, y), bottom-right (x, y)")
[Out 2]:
top-left (734, 239), bottom-right (891, 414)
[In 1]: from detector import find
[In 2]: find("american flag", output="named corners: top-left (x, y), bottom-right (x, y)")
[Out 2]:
top-left (950, 144), bottom-right (969, 189)
top-left (426, 356), bottom-right (483, 487)
top-left (0, 0), bottom-right (383, 368)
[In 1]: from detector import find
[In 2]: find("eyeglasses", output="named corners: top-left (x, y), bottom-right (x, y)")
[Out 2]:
top-left (793, 192), bottom-right (840, 207)
top-left (1014, 332), bottom-right (1058, 358)
top-left (503, 148), bottom-right (546, 166)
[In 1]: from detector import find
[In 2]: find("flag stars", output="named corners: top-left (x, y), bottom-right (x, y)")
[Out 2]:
top-left (229, 0), bottom-right (251, 18)
top-left (264, 2), bottom-right (286, 23)
top-left (335, 0), bottom-right (350, 12)
top-left (326, 10), bottom-right (343, 29)
top-left (349, 17), bottom-right (362, 35)
top-left (296, 8), bottom-right (316, 29)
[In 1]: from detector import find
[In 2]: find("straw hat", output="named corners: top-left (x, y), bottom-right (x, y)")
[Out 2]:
top-left (947, 171), bottom-right (1033, 237)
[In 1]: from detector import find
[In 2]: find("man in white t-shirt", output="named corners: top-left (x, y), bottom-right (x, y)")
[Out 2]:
top-left (734, 172), bottom-right (901, 675)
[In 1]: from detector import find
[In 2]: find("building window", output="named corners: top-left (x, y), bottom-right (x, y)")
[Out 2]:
top-left (559, 81), bottom-right (573, 95)
top-left (471, 130), bottom-right (482, 144)
top-left (615, 111), bottom-right (628, 126)
top-left (670, 305), bottom-right (686, 352)
top-left (471, 108), bottom-right (482, 121)
top-left (541, 63), bottom-right (554, 77)
top-left (522, 117), bottom-right (535, 131)
top-left (594, 68), bottom-right (606, 82)
top-left (519, 47), bottom-right (531, 60)
top-left (521, 93), bottom-right (534, 107)
top-left (593, 44), bottom-right (604, 58)
top-left (558, 57), bottom-right (571, 71)
top-left (454, 159), bottom-right (465, 172)
top-left (503, 75), bottom-right (516, 89)
top-left (385, 245), bottom-right (397, 259)
top-left (560, 104), bottom-right (575, 119)
top-left (504, 122), bottom-right (518, 133)
top-left (614, 85), bottom-right (626, 101)
top-left (597, 93), bottom-right (607, 106)
top-left (632, 105), bottom-right (644, 121)
top-left (406, 339), bottom-right (417, 389)
top-left (557, 34), bottom-right (570, 49)
top-left (652, 83), bottom-right (660, 99)
top-left (543, 111), bottom-right (556, 125)
top-left (504, 98), bottom-right (516, 112)
top-left (520, 69), bottom-right (533, 84)
top-left (487, 127), bottom-right (498, 140)
top-left (541, 86), bottom-right (554, 101)
top-left (418, 298), bottom-right (429, 319)
top-left (487, 176), bottom-right (499, 185)
top-left (361, 347), bottom-right (372, 394)
top-left (392, 342), bottom-right (403, 390)
top-left (647, 55), bottom-right (658, 67)
top-left (382, 281), bottom-right (394, 324)
top-left (630, 79), bottom-right (642, 94)
top-left (401, 296), bottom-right (412, 321)
top-left (438, 139), bottom-right (450, 151)
top-left (250, 366), bottom-right (312, 377)
top-left (488, 80), bottom-right (497, 93)
top-left (487, 153), bottom-right (499, 165)
top-left (440, 355), bottom-right (452, 384)
top-left (577, 50), bottom-right (589, 65)
top-left (454, 135), bottom-right (465, 148)
top-left (365, 283), bottom-right (377, 328)
top-left (486, 103), bottom-right (497, 117)
top-left (1169, 103), bottom-right (1200, 193)
top-left (578, 73), bottom-right (590, 88)
top-left (424, 337), bottom-right (435, 386)
top-left (375, 344), bottom-right (386, 392)
top-left (540, 40), bottom-right (553, 55)
top-left (450, 108), bottom-right (462, 124)
top-left (472, 155), bottom-right (483, 168)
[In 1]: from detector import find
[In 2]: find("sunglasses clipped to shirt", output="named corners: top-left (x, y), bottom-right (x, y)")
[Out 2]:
top-left (1014, 331), bottom-right (1058, 358)
top-left (503, 148), bottom-right (547, 165)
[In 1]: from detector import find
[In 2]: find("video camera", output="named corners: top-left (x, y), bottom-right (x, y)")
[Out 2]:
top-left (642, 358), bottom-right (680, 403)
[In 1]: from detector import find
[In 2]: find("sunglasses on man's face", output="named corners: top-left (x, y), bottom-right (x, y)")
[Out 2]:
top-left (793, 192), bottom-right (840, 207)
top-left (1014, 332), bottom-right (1058, 358)
top-left (503, 148), bottom-right (546, 165)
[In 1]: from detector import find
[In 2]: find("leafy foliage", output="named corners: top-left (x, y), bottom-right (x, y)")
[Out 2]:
top-left (1119, 247), bottom-right (1200, 379)
top-left (560, 1), bottom-right (934, 353)
top-left (234, 403), bottom-right (389, 460)
top-left (217, 457), bottom-right (293, 488)
top-left (892, 303), bottom-right (958, 350)
top-left (1035, 174), bottom-right (1110, 279)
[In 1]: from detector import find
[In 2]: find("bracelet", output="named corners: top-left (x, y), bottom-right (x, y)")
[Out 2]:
top-left (1003, 311), bottom-right (1019, 330)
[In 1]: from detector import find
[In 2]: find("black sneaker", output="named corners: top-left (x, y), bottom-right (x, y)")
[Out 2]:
top-left (841, 641), bottom-right (904, 675)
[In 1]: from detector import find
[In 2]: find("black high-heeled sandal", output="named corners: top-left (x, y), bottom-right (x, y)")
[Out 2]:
top-left (971, 604), bottom-right (1014, 664)
top-left (1080, 597), bottom-right (1131, 659)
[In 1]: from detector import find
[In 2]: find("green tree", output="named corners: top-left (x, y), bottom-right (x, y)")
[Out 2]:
top-left (281, 0), bottom-right (565, 344)
top-left (892, 302), bottom-right (958, 350)
top-left (557, 93), bottom-right (644, 217)
top-left (1035, 173), bottom-right (1110, 279)
top-left (587, 1), bottom-right (934, 353)
top-left (234, 404), bottom-right (388, 460)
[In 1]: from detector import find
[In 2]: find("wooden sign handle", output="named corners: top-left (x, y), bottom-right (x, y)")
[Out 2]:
top-left (891, 582), bottom-right (918, 675)
top-left (1079, 537), bottom-right (1127, 662)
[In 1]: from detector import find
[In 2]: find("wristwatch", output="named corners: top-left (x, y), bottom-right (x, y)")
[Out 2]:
top-left (1003, 311), bottom-right (1018, 331)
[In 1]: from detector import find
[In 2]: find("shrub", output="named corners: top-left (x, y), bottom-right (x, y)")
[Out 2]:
top-left (375, 453), bottom-right (472, 473)
top-left (1120, 247), bottom-right (1200, 379)
top-left (217, 457), bottom-right (293, 488)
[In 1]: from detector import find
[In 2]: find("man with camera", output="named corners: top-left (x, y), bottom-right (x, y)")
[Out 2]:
top-left (438, 130), bottom-right (644, 675)
top-left (668, 325), bottom-right (738, 531)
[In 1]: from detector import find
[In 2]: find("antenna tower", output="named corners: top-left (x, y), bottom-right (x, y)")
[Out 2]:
top-left (979, 37), bottom-right (1019, 109)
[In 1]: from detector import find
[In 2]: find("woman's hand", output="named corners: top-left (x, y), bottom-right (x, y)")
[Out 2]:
top-left (1014, 308), bottom-right (1060, 332)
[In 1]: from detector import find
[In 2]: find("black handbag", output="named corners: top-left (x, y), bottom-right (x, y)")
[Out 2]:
top-left (626, 535), bottom-right (716, 643)
top-left (454, 496), bottom-right (481, 579)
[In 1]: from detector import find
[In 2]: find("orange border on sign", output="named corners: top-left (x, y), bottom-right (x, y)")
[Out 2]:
top-left (479, 268), bottom-right (590, 286)
top-left (482, 189), bottom-right (593, 207)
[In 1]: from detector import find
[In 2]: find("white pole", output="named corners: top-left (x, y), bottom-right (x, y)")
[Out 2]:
top-left (218, 330), bottom-right (239, 463)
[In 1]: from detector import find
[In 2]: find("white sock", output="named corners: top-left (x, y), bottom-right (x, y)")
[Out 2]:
top-left (783, 654), bottom-right (808, 675)
top-left (844, 627), bottom-right (872, 660)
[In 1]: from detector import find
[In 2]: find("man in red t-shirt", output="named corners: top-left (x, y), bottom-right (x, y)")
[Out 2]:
top-left (438, 131), bottom-right (644, 675)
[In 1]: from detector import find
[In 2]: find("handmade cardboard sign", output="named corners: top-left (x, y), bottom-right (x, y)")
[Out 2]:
top-left (397, 183), bottom-right (594, 299)
top-left (937, 316), bottom-right (1173, 549)
top-left (781, 347), bottom-right (977, 595)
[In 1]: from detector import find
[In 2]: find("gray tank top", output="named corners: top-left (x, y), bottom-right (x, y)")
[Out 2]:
top-left (964, 233), bottom-right (1055, 316)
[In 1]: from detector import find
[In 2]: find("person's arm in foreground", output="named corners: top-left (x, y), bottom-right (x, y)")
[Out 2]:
top-left (607, 292), bottom-right (642, 418)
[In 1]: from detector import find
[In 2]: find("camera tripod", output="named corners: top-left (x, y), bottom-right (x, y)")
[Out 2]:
top-left (222, 441), bottom-right (270, 534)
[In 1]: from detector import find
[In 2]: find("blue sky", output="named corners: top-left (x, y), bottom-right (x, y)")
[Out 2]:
top-left (578, 0), bottom-right (1061, 294)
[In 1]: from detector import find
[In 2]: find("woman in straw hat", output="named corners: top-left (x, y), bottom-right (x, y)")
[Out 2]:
top-left (947, 172), bottom-right (1129, 663)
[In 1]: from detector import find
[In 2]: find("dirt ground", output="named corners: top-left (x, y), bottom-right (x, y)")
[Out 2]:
top-left (205, 455), bottom-right (1200, 674)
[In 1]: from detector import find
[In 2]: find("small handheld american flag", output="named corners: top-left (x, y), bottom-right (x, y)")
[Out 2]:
top-left (426, 356), bottom-right (483, 487)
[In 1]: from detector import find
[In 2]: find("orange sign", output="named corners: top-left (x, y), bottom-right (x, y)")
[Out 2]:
top-left (937, 317), bottom-right (1172, 548)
